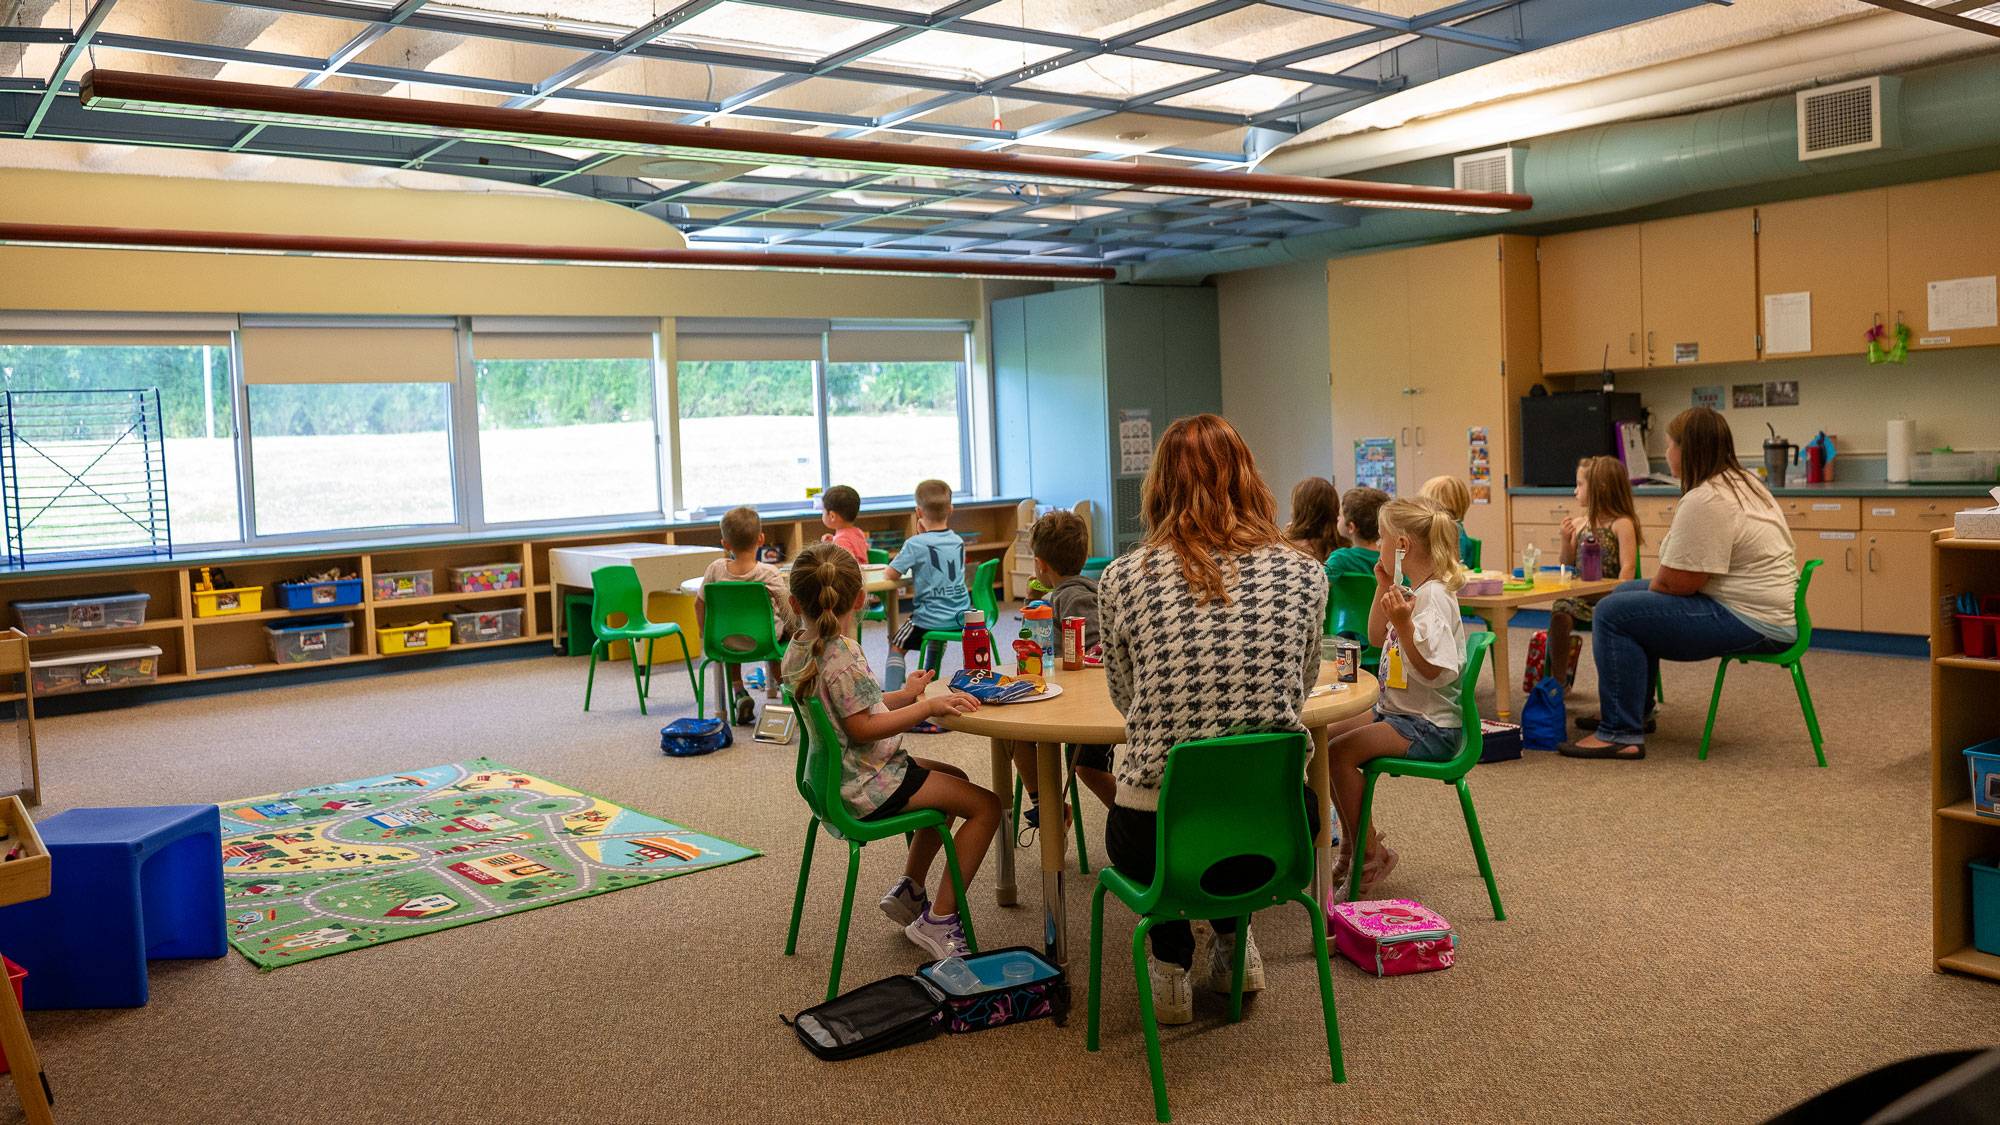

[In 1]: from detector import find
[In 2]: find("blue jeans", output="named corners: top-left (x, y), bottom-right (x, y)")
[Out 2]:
top-left (1590, 579), bottom-right (1786, 745)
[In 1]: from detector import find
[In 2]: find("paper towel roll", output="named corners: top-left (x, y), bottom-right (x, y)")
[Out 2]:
top-left (1887, 419), bottom-right (1916, 483)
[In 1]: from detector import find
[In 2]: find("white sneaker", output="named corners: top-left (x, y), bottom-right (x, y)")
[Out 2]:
top-left (879, 877), bottom-right (928, 927)
top-left (1199, 928), bottom-right (1266, 994)
top-left (904, 909), bottom-right (970, 959)
top-left (1148, 955), bottom-right (1195, 1025)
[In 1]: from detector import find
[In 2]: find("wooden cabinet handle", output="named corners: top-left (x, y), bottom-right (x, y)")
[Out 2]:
top-left (1867, 546), bottom-right (1879, 573)
top-left (1646, 330), bottom-right (1656, 354)
top-left (1844, 547), bottom-right (1855, 572)
top-left (1415, 426), bottom-right (1425, 446)
top-left (1400, 427), bottom-right (1410, 447)
top-left (1628, 332), bottom-right (1637, 354)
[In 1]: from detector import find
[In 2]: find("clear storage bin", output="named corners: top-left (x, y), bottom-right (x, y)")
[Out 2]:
top-left (373, 570), bottom-right (433, 600)
top-left (448, 607), bottom-right (522, 645)
top-left (12, 592), bottom-right (149, 636)
top-left (265, 617), bottom-right (353, 664)
top-left (1910, 451), bottom-right (1998, 483)
top-left (30, 645), bottom-right (161, 695)
top-left (447, 563), bottom-right (523, 593)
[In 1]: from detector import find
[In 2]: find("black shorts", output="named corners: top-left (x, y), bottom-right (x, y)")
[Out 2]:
top-left (1073, 744), bottom-right (1113, 773)
top-left (891, 617), bottom-right (954, 653)
top-left (861, 762), bottom-right (931, 822)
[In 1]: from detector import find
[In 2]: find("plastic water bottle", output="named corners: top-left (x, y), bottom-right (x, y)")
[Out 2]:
top-left (930, 956), bottom-right (981, 995)
top-left (1521, 541), bottom-right (1541, 579)
top-left (745, 667), bottom-right (766, 689)
top-left (961, 609), bottom-right (993, 673)
top-left (1577, 530), bottom-right (1603, 582)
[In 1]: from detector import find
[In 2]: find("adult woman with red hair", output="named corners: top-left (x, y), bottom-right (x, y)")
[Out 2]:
top-left (1098, 413), bottom-right (1328, 1025)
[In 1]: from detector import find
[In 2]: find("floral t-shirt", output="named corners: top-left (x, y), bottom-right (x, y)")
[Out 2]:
top-left (782, 634), bottom-right (909, 816)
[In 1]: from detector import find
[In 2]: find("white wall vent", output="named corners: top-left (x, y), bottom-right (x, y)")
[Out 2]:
top-left (1453, 148), bottom-right (1517, 193)
top-left (1797, 77), bottom-right (1894, 161)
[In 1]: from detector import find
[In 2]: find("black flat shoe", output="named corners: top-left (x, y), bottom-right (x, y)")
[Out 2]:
top-left (1574, 713), bottom-right (1656, 734)
top-left (1557, 740), bottom-right (1645, 760)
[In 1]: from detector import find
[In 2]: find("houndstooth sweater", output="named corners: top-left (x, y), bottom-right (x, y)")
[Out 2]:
top-left (1099, 543), bottom-right (1328, 811)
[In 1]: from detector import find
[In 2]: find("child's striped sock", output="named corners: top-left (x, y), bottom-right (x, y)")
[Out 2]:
top-left (884, 649), bottom-right (907, 691)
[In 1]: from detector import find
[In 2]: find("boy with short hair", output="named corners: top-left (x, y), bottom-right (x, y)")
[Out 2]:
top-left (1324, 486), bottom-right (1390, 579)
top-left (820, 484), bottom-right (870, 566)
top-left (1012, 509), bottom-right (1116, 827)
top-left (697, 506), bottom-right (794, 726)
top-left (882, 479), bottom-right (971, 705)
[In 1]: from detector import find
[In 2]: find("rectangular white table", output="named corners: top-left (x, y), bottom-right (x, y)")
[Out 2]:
top-left (548, 542), bottom-right (722, 652)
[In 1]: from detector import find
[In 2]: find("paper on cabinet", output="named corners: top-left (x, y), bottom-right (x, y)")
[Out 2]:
top-left (1928, 276), bottom-right (1998, 332)
top-left (1763, 291), bottom-right (1812, 354)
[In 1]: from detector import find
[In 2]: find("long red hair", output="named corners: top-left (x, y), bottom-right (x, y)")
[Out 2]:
top-left (1140, 413), bottom-right (1284, 604)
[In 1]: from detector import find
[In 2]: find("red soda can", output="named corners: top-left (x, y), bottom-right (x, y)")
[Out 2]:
top-left (1061, 617), bottom-right (1086, 670)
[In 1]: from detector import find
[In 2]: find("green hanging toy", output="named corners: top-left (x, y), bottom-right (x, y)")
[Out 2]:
top-left (1865, 320), bottom-right (1910, 364)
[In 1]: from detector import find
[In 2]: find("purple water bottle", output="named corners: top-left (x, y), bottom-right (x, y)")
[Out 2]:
top-left (1578, 530), bottom-right (1603, 582)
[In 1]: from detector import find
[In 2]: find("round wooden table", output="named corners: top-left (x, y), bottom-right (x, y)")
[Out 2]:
top-left (924, 664), bottom-right (1378, 964)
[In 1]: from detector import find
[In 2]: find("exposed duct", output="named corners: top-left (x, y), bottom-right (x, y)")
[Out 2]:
top-left (1132, 48), bottom-right (2000, 281)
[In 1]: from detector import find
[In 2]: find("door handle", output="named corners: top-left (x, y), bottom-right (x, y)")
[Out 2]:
top-left (1400, 427), bottom-right (1410, 447)
top-left (1867, 546), bottom-right (1879, 573)
top-left (1415, 426), bottom-right (1425, 446)
top-left (1628, 332), bottom-right (1637, 354)
top-left (1844, 546), bottom-right (1855, 572)
top-left (1646, 330), bottom-right (1656, 354)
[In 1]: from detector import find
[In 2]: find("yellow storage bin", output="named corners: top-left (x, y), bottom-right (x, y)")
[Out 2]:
top-left (377, 620), bottom-right (452, 654)
top-left (192, 586), bottom-right (263, 617)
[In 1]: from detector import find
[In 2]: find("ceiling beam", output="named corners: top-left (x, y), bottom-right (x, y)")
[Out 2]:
top-left (23, 0), bottom-right (118, 139)
top-left (226, 0), bottom-right (432, 152)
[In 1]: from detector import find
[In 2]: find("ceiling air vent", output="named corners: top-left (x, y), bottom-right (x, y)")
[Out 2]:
top-left (1453, 148), bottom-right (1518, 194)
top-left (1797, 77), bottom-right (1897, 161)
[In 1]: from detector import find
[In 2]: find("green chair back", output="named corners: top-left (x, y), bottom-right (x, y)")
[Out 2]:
top-left (1323, 573), bottom-right (1381, 667)
top-left (1698, 559), bottom-right (1825, 767)
top-left (1139, 732), bottom-right (1313, 919)
top-left (970, 556), bottom-right (1000, 624)
top-left (700, 580), bottom-right (785, 664)
top-left (590, 565), bottom-right (651, 636)
top-left (868, 548), bottom-right (889, 566)
top-left (1765, 558), bottom-right (1820, 663)
top-left (797, 689), bottom-right (875, 842)
top-left (1463, 534), bottom-right (1483, 571)
top-left (1080, 555), bottom-right (1113, 581)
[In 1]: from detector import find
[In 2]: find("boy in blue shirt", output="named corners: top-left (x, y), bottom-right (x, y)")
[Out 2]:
top-left (883, 479), bottom-right (971, 706)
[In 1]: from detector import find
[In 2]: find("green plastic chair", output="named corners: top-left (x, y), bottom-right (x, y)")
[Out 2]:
top-left (1081, 555), bottom-right (1114, 581)
top-left (695, 580), bottom-right (787, 721)
top-left (1698, 559), bottom-right (1825, 767)
top-left (1086, 731), bottom-right (1343, 1123)
top-left (1322, 572), bottom-right (1381, 670)
top-left (1347, 630), bottom-right (1504, 920)
top-left (862, 547), bottom-right (891, 625)
top-left (918, 556), bottom-right (1001, 670)
top-left (783, 692), bottom-right (979, 1001)
top-left (1462, 533), bottom-right (1483, 571)
top-left (1009, 749), bottom-right (1091, 875)
top-left (583, 565), bottom-right (698, 717)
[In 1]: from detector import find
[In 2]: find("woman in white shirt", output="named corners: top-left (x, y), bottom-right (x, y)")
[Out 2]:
top-left (1561, 408), bottom-right (1798, 760)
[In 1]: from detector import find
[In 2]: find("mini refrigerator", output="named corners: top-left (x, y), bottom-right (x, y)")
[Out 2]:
top-left (1518, 391), bottom-right (1642, 487)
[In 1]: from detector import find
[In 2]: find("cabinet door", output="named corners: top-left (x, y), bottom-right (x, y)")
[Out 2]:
top-left (1328, 251), bottom-right (1410, 495)
top-left (1887, 172), bottom-right (2000, 351)
top-left (1406, 238), bottom-right (1507, 549)
top-left (1641, 208), bottom-right (1758, 367)
top-left (1793, 529), bottom-right (1863, 632)
top-left (1757, 191), bottom-right (1888, 359)
top-left (1538, 226), bottom-right (1644, 374)
top-left (1861, 529), bottom-right (1932, 635)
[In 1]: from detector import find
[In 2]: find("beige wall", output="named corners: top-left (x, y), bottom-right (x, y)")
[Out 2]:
top-left (1216, 258), bottom-right (1333, 518)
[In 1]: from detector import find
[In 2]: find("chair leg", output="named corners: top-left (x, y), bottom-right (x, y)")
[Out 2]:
top-left (1071, 777), bottom-right (1091, 876)
top-left (1346, 772), bottom-right (1380, 903)
top-left (583, 641), bottom-right (601, 711)
top-left (1291, 891), bottom-right (1346, 1084)
top-left (1011, 774), bottom-right (1023, 843)
top-left (1698, 660), bottom-right (1729, 761)
top-left (1086, 882), bottom-right (1109, 1052)
top-left (1654, 671), bottom-right (1666, 705)
top-left (695, 657), bottom-right (715, 720)
top-left (1790, 661), bottom-right (1828, 768)
top-left (1127, 917), bottom-right (1171, 1123)
top-left (677, 633), bottom-right (702, 715)
top-left (1227, 913), bottom-right (1250, 1023)
top-left (827, 841), bottom-right (861, 1002)
top-left (939, 828), bottom-right (978, 953)
top-left (642, 637), bottom-right (656, 699)
top-left (628, 642), bottom-right (649, 717)
top-left (784, 816), bottom-right (819, 957)
top-left (1455, 778), bottom-right (1505, 921)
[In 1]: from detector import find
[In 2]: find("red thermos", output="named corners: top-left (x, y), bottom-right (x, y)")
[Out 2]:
top-left (1804, 443), bottom-right (1827, 484)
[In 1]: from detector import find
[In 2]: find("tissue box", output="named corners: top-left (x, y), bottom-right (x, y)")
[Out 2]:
top-left (1957, 490), bottom-right (2000, 541)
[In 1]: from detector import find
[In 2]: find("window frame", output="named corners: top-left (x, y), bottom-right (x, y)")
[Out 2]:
top-left (818, 330), bottom-right (976, 506)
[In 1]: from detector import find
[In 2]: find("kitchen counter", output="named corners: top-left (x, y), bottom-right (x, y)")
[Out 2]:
top-left (1509, 481), bottom-right (1995, 498)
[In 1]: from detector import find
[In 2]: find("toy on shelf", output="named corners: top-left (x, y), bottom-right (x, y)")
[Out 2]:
top-left (447, 563), bottom-right (523, 593)
top-left (28, 645), bottom-right (162, 695)
top-left (377, 621), bottom-right (452, 654)
top-left (276, 566), bottom-right (363, 610)
top-left (191, 566), bottom-right (263, 618)
top-left (1953, 593), bottom-right (2000, 659)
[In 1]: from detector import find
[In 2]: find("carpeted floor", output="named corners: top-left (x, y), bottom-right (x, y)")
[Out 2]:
top-left (9, 625), bottom-right (1995, 1125)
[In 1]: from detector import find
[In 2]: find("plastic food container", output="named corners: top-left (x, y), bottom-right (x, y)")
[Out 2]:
top-left (1910, 451), bottom-right (1998, 484)
top-left (11, 592), bottom-right (149, 635)
top-left (377, 621), bottom-right (452, 654)
top-left (275, 579), bottom-right (363, 610)
top-left (447, 563), bottom-right (523, 593)
top-left (448, 607), bottom-right (522, 645)
top-left (193, 586), bottom-right (263, 618)
top-left (373, 570), bottom-right (433, 600)
top-left (1965, 738), bottom-right (2000, 818)
top-left (265, 617), bottom-right (353, 664)
top-left (30, 644), bottom-right (162, 694)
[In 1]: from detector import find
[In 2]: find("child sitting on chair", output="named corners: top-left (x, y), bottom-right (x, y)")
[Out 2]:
top-left (881, 480), bottom-right (971, 712)
top-left (1322, 497), bottom-right (1467, 899)
top-left (1421, 475), bottom-right (1480, 569)
top-left (1323, 486), bottom-right (1389, 579)
top-left (697, 506), bottom-right (795, 726)
top-left (783, 543), bottom-right (1000, 959)
top-left (819, 484), bottom-right (870, 567)
top-left (1011, 509), bottom-right (1116, 834)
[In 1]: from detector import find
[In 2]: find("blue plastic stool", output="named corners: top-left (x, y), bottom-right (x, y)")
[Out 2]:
top-left (0, 805), bottom-right (224, 1009)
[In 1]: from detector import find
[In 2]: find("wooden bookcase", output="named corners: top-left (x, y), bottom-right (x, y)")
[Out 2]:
top-left (1929, 527), bottom-right (2000, 980)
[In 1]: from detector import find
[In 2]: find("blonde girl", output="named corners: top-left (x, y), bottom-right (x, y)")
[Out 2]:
top-left (1321, 497), bottom-right (1468, 897)
top-left (781, 543), bottom-right (1001, 959)
top-left (1546, 456), bottom-right (1643, 678)
top-left (1420, 475), bottom-right (1479, 568)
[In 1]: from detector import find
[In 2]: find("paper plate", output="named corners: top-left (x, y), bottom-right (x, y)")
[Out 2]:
top-left (1001, 682), bottom-right (1064, 704)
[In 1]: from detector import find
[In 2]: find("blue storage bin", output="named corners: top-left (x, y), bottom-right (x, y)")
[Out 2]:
top-left (1971, 858), bottom-right (2000, 956)
top-left (275, 578), bottom-right (362, 610)
top-left (1962, 738), bottom-right (2000, 818)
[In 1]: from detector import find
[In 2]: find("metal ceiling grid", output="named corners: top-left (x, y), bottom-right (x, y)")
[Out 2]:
top-left (0, 0), bottom-right (1724, 265)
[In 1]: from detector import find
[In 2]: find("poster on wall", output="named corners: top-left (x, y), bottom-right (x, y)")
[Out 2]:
top-left (1117, 409), bottom-right (1153, 476)
top-left (1765, 380), bottom-right (1800, 407)
top-left (1732, 383), bottom-right (1766, 409)
top-left (1354, 437), bottom-right (1396, 493)
top-left (1467, 426), bottom-right (1491, 503)
top-left (1692, 385), bottom-right (1724, 411)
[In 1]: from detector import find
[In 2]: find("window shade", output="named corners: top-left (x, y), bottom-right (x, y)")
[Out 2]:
top-left (0, 331), bottom-right (231, 348)
top-left (240, 327), bottom-right (460, 384)
top-left (827, 329), bottom-right (968, 364)
top-left (675, 333), bottom-right (822, 362)
top-left (472, 333), bottom-right (654, 361)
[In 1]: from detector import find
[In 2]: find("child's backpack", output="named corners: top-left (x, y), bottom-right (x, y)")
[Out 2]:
top-left (1478, 719), bottom-right (1523, 764)
top-left (785, 947), bottom-right (1068, 1060)
top-left (659, 717), bottom-right (732, 757)
top-left (1522, 628), bottom-right (1583, 694)
top-left (1330, 899), bottom-right (1456, 977)
top-left (1519, 676), bottom-right (1566, 751)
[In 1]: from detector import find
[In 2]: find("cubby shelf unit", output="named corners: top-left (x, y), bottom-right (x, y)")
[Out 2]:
top-left (1930, 528), bottom-right (2000, 981)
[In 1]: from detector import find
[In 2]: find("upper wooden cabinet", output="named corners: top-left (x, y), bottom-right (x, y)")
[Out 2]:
top-left (1639, 208), bottom-right (1758, 368)
top-left (1328, 249), bottom-right (1410, 497)
top-left (1538, 225), bottom-right (1642, 374)
top-left (1888, 171), bottom-right (2000, 351)
top-left (1757, 191), bottom-right (1889, 359)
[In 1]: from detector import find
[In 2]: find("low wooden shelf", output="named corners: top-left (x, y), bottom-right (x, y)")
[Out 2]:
top-left (1930, 528), bottom-right (2000, 981)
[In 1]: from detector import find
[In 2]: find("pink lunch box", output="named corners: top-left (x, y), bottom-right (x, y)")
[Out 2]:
top-left (1329, 898), bottom-right (1456, 976)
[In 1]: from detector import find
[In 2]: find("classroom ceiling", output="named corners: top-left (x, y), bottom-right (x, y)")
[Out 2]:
top-left (0, 0), bottom-right (1954, 267)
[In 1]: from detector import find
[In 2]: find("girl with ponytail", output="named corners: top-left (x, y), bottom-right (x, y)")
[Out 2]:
top-left (780, 543), bottom-right (1001, 959)
top-left (1319, 497), bottom-right (1470, 898)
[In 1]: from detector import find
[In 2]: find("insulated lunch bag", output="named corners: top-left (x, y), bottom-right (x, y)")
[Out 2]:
top-left (659, 717), bottom-right (732, 757)
top-left (1330, 899), bottom-right (1456, 977)
top-left (787, 946), bottom-right (1069, 1060)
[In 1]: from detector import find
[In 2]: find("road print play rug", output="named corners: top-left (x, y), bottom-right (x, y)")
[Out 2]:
top-left (220, 758), bottom-right (757, 969)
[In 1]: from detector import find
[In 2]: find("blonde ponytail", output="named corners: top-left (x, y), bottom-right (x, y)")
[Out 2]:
top-left (1380, 497), bottom-right (1467, 593)
top-left (786, 542), bottom-right (865, 701)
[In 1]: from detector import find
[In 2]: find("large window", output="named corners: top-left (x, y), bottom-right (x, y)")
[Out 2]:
top-left (826, 360), bottom-right (964, 497)
top-left (675, 357), bottom-right (821, 512)
top-left (247, 383), bottom-right (456, 534)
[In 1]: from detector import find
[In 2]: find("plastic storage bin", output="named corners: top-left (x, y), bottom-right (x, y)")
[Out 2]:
top-left (1964, 738), bottom-right (2000, 818)
top-left (275, 579), bottom-right (363, 610)
top-left (192, 586), bottom-right (263, 617)
top-left (447, 563), bottom-right (523, 593)
top-left (29, 645), bottom-right (162, 695)
top-left (265, 617), bottom-right (353, 664)
top-left (448, 607), bottom-right (522, 645)
top-left (377, 621), bottom-right (452, 654)
top-left (11, 592), bottom-right (150, 635)
top-left (1971, 858), bottom-right (2000, 956)
top-left (1910, 451), bottom-right (1998, 483)
top-left (373, 570), bottom-right (433, 600)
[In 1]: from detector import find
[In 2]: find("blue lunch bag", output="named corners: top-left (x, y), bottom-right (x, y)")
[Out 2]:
top-left (660, 717), bottom-right (733, 757)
